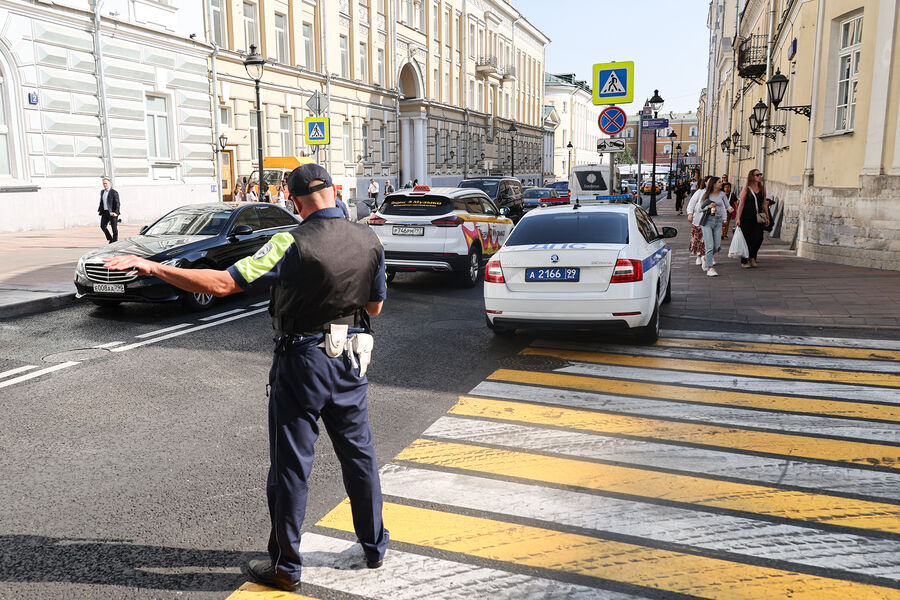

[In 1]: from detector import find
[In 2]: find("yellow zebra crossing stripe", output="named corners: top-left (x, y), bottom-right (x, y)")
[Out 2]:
top-left (225, 582), bottom-right (318, 599)
top-left (396, 438), bottom-right (900, 534)
top-left (450, 395), bottom-right (900, 469)
top-left (521, 347), bottom-right (900, 388)
top-left (488, 369), bottom-right (900, 422)
top-left (318, 500), bottom-right (900, 600)
top-left (658, 336), bottom-right (900, 362)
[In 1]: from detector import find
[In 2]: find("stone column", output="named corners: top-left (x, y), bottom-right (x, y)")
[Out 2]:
top-left (413, 117), bottom-right (427, 184)
top-left (400, 118), bottom-right (411, 185)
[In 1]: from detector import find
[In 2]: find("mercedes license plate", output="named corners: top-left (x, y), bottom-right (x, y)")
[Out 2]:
top-left (93, 283), bottom-right (125, 294)
top-left (525, 267), bottom-right (580, 282)
top-left (392, 225), bottom-right (424, 236)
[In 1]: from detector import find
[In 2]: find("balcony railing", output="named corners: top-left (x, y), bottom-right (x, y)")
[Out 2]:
top-left (501, 65), bottom-right (516, 80)
top-left (738, 34), bottom-right (768, 80)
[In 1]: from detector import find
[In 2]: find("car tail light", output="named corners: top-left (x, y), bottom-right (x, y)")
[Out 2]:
top-left (431, 216), bottom-right (464, 227)
top-left (610, 259), bottom-right (643, 283)
top-left (368, 216), bottom-right (386, 225)
top-left (485, 259), bottom-right (505, 283)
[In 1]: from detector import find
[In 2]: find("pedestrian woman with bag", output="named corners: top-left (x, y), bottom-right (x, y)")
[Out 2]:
top-left (735, 169), bottom-right (769, 268)
top-left (721, 181), bottom-right (738, 240)
top-left (693, 176), bottom-right (728, 277)
top-left (685, 175), bottom-right (710, 267)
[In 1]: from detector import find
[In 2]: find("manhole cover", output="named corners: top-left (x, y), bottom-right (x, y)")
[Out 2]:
top-left (43, 348), bottom-right (110, 363)
top-left (498, 354), bottom-right (568, 372)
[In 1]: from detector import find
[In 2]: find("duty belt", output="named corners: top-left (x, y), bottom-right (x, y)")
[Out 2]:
top-left (272, 313), bottom-right (358, 338)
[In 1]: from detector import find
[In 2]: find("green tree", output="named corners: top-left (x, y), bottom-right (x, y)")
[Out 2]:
top-left (615, 144), bottom-right (635, 165)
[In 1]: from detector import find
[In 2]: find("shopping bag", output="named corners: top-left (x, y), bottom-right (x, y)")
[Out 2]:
top-left (728, 226), bottom-right (749, 258)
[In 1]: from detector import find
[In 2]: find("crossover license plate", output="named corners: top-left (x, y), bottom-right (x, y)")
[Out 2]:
top-left (525, 267), bottom-right (580, 282)
top-left (392, 226), bottom-right (424, 236)
top-left (93, 283), bottom-right (125, 294)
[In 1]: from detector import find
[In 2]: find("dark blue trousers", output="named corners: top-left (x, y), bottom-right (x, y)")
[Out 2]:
top-left (266, 338), bottom-right (388, 578)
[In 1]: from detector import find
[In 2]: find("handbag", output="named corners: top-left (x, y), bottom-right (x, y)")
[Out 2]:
top-left (756, 211), bottom-right (767, 224)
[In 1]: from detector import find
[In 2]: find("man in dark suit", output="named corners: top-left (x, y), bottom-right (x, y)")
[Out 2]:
top-left (98, 177), bottom-right (120, 243)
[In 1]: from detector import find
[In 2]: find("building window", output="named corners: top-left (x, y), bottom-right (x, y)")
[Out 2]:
top-left (835, 14), bottom-right (862, 132)
top-left (339, 35), bottom-right (349, 78)
top-left (689, 144), bottom-right (697, 154)
top-left (361, 124), bottom-right (370, 161)
top-left (562, 101), bottom-right (567, 113)
top-left (689, 125), bottom-right (698, 137)
top-left (377, 48), bottom-right (384, 85)
top-left (210, 0), bottom-right (226, 46)
top-left (444, 10), bottom-right (450, 48)
top-left (242, 2), bottom-right (258, 48)
top-left (249, 109), bottom-right (259, 159)
top-left (343, 122), bottom-right (352, 162)
top-left (376, 0), bottom-right (384, 14)
top-left (432, 4), bottom-right (438, 37)
top-left (359, 42), bottom-right (368, 81)
top-left (302, 23), bottom-right (314, 68)
top-left (469, 23), bottom-right (475, 56)
top-left (0, 77), bottom-right (13, 176)
top-left (146, 95), bottom-right (171, 159)
top-left (444, 72), bottom-right (449, 103)
top-left (406, 0), bottom-right (414, 26)
top-left (468, 81), bottom-right (474, 107)
top-left (456, 133), bottom-right (462, 166)
top-left (433, 68), bottom-right (439, 98)
top-left (625, 128), bottom-right (633, 139)
top-left (378, 125), bottom-right (386, 162)
top-left (219, 105), bottom-right (231, 127)
top-left (434, 130), bottom-right (441, 163)
top-left (280, 115), bottom-right (292, 155)
top-left (274, 13), bottom-right (287, 63)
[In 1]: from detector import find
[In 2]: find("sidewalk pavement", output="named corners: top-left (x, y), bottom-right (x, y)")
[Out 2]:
top-left (0, 223), bottom-right (145, 318)
top-left (650, 194), bottom-right (900, 331)
top-left (1, 201), bottom-right (898, 331)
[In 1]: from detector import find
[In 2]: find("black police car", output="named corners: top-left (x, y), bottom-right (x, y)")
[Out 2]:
top-left (74, 202), bottom-right (300, 311)
top-left (458, 177), bottom-right (525, 222)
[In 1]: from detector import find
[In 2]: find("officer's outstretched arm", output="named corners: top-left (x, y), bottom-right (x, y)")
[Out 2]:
top-left (104, 255), bottom-right (240, 297)
top-left (365, 301), bottom-right (383, 316)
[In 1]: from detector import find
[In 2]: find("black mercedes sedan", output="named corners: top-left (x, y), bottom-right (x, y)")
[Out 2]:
top-left (74, 202), bottom-right (300, 310)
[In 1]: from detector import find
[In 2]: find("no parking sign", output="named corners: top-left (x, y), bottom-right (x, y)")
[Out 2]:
top-left (598, 106), bottom-right (627, 136)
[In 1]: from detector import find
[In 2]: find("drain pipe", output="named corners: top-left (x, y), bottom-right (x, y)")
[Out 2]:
top-left (207, 1), bottom-right (223, 201)
top-left (726, 0), bottom-right (739, 178)
top-left (321, 0), bottom-right (332, 173)
top-left (393, 13), bottom-right (400, 185)
top-left (760, 0), bottom-right (776, 175)
top-left (463, 108), bottom-right (469, 179)
top-left (92, 0), bottom-right (115, 182)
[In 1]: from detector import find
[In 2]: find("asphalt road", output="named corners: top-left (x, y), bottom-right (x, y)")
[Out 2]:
top-left (0, 272), bottom-right (529, 599)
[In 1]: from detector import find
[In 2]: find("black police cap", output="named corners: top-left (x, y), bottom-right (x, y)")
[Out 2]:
top-left (287, 163), bottom-right (333, 197)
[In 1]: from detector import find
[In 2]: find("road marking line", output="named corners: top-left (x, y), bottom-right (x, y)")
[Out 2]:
top-left (533, 340), bottom-right (900, 374)
top-left (225, 582), bottom-right (319, 599)
top-left (450, 395), bottom-right (900, 470)
top-left (424, 416), bottom-right (900, 501)
top-left (0, 361), bottom-right (79, 389)
top-left (488, 369), bottom-right (900, 422)
top-left (659, 329), bottom-right (900, 351)
top-left (94, 341), bottom-right (124, 349)
top-left (471, 380), bottom-right (900, 442)
top-left (134, 323), bottom-right (192, 339)
top-left (291, 533), bottom-right (639, 600)
top-left (199, 308), bottom-right (246, 322)
top-left (112, 308), bottom-right (268, 353)
top-left (318, 500), bottom-right (900, 599)
top-left (250, 300), bottom-right (269, 308)
top-left (522, 347), bottom-right (900, 388)
top-left (396, 439), bottom-right (900, 534)
top-left (0, 365), bottom-right (39, 380)
top-left (550, 362), bottom-right (900, 404)
top-left (380, 464), bottom-right (900, 580)
top-left (656, 336), bottom-right (900, 362)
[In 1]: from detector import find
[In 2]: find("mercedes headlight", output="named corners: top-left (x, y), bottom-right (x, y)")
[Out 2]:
top-left (159, 258), bottom-right (184, 267)
top-left (76, 256), bottom-right (86, 276)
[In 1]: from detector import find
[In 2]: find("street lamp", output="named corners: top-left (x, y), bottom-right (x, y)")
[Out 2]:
top-left (243, 44), bottom-right (266, 190)
top-left (218, 133), bottom-right (228, 151)
top-left (675, 143), bottom-right (682, 177)
top-left (648, 89), bottom-right (664, 215)
top-left (666, 130), bottom-right (676, 199)
top-left (766, 68), bottom-right (811, 118)
top-left (508, 122), bottom-right (517, 178)
top-left (566, 141), bottom-right (573, 178)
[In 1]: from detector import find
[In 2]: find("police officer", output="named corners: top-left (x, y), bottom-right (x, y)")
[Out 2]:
top-left (103, 163), bottom-right (389, 592)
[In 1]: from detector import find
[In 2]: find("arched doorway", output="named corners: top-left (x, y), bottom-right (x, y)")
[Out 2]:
top-left (397, 60), bottom-right (425, 185)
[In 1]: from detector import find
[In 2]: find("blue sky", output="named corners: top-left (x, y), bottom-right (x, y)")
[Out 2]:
top-left (513, 0), bottom-right (710, 114)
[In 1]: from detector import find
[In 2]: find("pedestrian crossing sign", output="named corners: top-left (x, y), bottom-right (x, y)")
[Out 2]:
top-left (593, 61), bottom-right (634, 105)
top-left (304, 117), bottom-right (330, 145)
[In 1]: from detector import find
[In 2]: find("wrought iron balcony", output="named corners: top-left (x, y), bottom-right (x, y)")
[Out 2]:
top-left (476, 55), bottom-right (498, 73)
top-left (501, 65), bottom-right (516, 81)
top-left (738, 34), bottom-right (768, 82)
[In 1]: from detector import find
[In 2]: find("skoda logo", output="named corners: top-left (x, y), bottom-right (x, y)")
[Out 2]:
top-left (550, 254), bottom-right (559, 263)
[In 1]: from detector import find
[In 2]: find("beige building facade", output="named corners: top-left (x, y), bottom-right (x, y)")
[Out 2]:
top-left (213, 0), bottom-right (550, 198)
top-left (701, 0), bottom-right (900, 270)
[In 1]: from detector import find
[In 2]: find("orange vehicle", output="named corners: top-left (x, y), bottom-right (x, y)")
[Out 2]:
top-left (248, 156), bottom-right (315, 200)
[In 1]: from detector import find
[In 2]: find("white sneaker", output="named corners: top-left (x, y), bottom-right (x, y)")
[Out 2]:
top-left (707, 268), bottom-right (718, 277)
top-left (695, 256), bottom-right (702, 265)
top-left (701, 256), bottom-right (708, 270)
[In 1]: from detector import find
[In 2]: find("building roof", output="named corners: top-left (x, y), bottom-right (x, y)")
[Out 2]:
top-left (544, 72), bottom-right (592, 95)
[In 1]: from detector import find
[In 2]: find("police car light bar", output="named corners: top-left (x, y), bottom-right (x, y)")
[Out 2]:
top-left (413, 185), bottom-right (430, 191)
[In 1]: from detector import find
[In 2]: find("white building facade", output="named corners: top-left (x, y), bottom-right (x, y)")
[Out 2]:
top-left (544, 72), bottom-right (605, 181)
top-left (0, 0), bottom-right (216, 232)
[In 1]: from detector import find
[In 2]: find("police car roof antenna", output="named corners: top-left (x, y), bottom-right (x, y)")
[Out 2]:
top-left (573, 197), bottom-right (580, 210)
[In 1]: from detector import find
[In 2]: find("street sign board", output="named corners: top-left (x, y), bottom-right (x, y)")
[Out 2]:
top-left (597, 138), bottom-right (626, 153)
top-left (642, 118), bottom-right (669, 129)
top-left (598, 106), bottom-right (627, 135)
top-left (592, 61), bottom-right (634, 105)
top-left (306, 90), bottom-right (328, 115)
top-left (304, 117), bottom-right (330, 145)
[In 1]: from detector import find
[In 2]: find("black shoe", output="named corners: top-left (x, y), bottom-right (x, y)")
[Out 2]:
top-left (246, 559), bottom-right (301, 592)
top-left (366, 558), bottom-right (383, 569)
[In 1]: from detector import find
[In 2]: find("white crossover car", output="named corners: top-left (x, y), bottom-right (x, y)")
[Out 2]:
top-left (483, 202), bottom-right (676, 342)
top-left (368, 186), bottom-right (514, 287)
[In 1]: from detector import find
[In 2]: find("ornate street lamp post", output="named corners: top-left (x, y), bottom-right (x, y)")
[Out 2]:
top-left (648, 89), bottom-right (664, 216)
top-left (243, 45), bottom-right (266, 190)
top-left (666, 130), bottom-right (676, 199)
top-left (566, 141), bottom-right (573, 178)
top-left (508, 122), bottom-right (517, 178)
